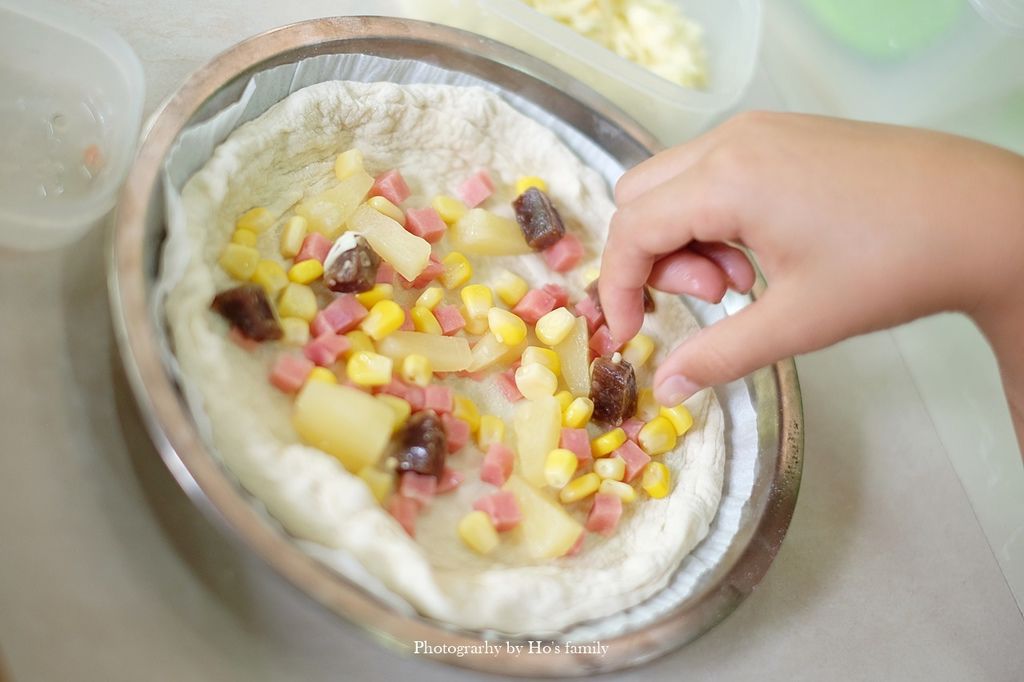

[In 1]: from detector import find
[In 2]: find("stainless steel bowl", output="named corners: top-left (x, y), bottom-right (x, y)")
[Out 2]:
top-left (109, 16), bottom-right (803, 677)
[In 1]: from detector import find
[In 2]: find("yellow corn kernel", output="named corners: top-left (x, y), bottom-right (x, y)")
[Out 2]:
top-left (642, 461), bottom-right (671, 498)
top-left (554, 390), bottom-right (574, 413)
top-left (280, 216), bottom-right (308, 258)
top-left (514, 363), bottom-right (558, 401)
top-left (280, 317), bottom-right (310, 346)
top-left (522, 346), bottom-right (560, 376)
top-left (377, 394), bottom-right (412, 432)
top-left (558, 472), bottom-right (601, 504)
top-left (453, 394), bottom-right (481, 433)
top-left (368, 195), bottom-right (405, 225)
top-left (277, 283), bottom-right (317, 321)
top-left (218, 243), bottom-right (260, 280)
top-left (563, 397), bottom-right (594, 429)
top-left (355, 283), bottom-right (394, 309)
top-left (487, 307), bottom-right (527, 346)
top-left (344, 330), bottom-right (375, 356)
top-left (636, 387), bottom-right (660, 421)
top-left (231, 228), bottom-right (257, 247)
top-left (638, 416), bottom-right (677, 456)
top-left (660, 404), bottom-right (694, 437)
top-left (622, 333), bottom-right (655, 368)
top-left (462, 309), bottom-right (489, 335)
top-left (515, 175), bottom-right (548, 195)
top-left (358, 465), bottom-right (394, 502)
top-left (591, 428), bottom-right (627, 458)
top-left (535, 307), bottom-right (576, 346)
top-left (458, 510), bottom-right (499, 554)
top-left (307, 367), bottom-right (338, 384)
top-left (360, 300), bottom-right (405, 340)
top-left (288, 259), bottom-right (324, 284)
top-left (544, 448), bottom-right (578, 489)
top-left (478, 415), bottom-right (505, 449)
top-left (440, 252), bottom-right (472, 289)
top-left (251, 259), bottom-right (289, 298)
top-left (594, 456), bottom-right (626, 481)
top-left (599, 478), bottom-right (638, 503)
top-left (400, 353), bottom-right (433, 387)
top-left (346, 351), bottom-right (394, 387)
top-left (415, 286), bottom-right (445, 311)
top-left (582, 267), bottom-right (600, 287)
top-left (334, 148), bottom-right (364, 180)
top-left (493, 269), bottom-right (528, 306)
top-left (410, 305), bottom-right (442, 335)
top-left (236, 207), bottom-right (274, 233)
top-left (432, 194), bottom-right (468, 224)
top-left (460, 284), bottom-right (493, 320)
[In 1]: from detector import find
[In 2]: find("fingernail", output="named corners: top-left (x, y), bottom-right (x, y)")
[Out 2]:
top-left (656, 375), bottom-right (702, 406)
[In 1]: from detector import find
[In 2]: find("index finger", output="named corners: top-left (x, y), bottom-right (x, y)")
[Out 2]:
top-left (600, 170), bottom-right (740, 342)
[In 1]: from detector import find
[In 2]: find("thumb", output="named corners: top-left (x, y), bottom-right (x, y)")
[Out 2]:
top-left (653, 291), bottom-right (808, 405)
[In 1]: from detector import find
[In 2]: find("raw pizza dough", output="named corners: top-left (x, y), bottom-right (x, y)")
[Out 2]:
top-left (164, 80), bottom-right (725, 634)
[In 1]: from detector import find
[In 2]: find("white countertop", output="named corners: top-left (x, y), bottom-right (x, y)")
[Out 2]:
top-left (1, 1), bottom-right (1022, 680)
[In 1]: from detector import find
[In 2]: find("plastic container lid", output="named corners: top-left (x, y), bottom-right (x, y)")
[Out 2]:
top-left (0, 0), bottom-right (144, 250)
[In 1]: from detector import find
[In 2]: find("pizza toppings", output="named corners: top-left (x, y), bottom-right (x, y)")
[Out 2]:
top-left (210, 284), bottom-right (282, 341)
top-left (513, 186), bottom-right (566, 250)
top-left (323, 232), bottom-right (380, 293)
top-left (589, 354), bottom-right (638, 425)
top-left (394, 411), bottom-right (448, 478)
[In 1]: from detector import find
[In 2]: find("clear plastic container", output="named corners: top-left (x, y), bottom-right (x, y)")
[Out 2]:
top-left (411, 0), bottom-right (763, 145)
top-left (0, 0), bottom-right (144, 250)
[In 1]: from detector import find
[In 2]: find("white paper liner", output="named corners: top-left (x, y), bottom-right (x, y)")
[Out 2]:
top-left (151, 52), bottom-right (760, 640)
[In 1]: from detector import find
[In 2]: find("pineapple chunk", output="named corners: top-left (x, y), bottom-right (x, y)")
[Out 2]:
top-left (513, 396), bottom-right (562, 488)
top-left (348, 204), bottom-right (431, 282)
top-left (553, 316), bottom-right (590, 397)
top-left (450, 209), bottom-right (532, 256)
top-left (467, 332), bottom-right (527, 372)
top-left (292, 382), bottom-right (395, 472)
top-left (293, 169), bottom-right (374, 237)
top-left (375, 331), bottom-right (472, 372)
top-left (503, 474), bottom-right (583, 560)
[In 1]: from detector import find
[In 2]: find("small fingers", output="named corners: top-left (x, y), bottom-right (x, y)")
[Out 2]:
top-left (688, 241), bottom-right (757, 293)
top-left (647, 250), bottom-right (729, 303)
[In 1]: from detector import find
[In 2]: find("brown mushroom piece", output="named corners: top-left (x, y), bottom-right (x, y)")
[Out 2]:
top-left (586, 278), bottom-right (655, 314)
top-left (210, 284), bottom-right (282, 341)
top-left (589, 355), bottom-right (638, 426)
top-left (393, 411), bottom-right (447, 478)
top-left (323, 232), bottom-right (380, 293)
top-left (512, 187), bottom-right (566, 250)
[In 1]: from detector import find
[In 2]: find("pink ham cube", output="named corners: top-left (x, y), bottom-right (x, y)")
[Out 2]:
top-left (371, 169), bottom-right (411, 205)
top-left (399, 313), bottom-right (415, 332)
top-left (436, 467), bottom-right (465, 494)
top-left (399, 254), bottom-right (444, 289)
top-left (377, 379), bottom-right (425, 411)
top-left (388, 495), bottom-right (420, 537)
top-left (613, 440), bottom-right (651, 482)
top-left (433, 304), bottom-right (466, 335)
top-left (376, 262), bottom-right (395, 284)
top-left (560, 428), bottom-right (592, 466)
top-left (588, 325), bottom-right (622, 357)
top-left (496, 369), bottom-right (522, 403)
top-left (480, 443), bottom-right (515, 486)
top-left (543, 232), bottom-right (584, 273)
top-left (473, 491), bottom-right (521, 531)
top-left (269, 354), bottom-right (314, 393)
top-left (311, 294), bottom-right (368, 336)
top-left (512, 288), bottom-right (557, 325)
top-left (442, 413), bottom-right (471, 453)
top-left (295, 232), bottom-right (332, 264)
top-left (303, 332), bottom-right (351, 367)
top-left (423, 385), bottom-right (454, 413)
top-left (457, 169), bottom-right (494, 208)
top-left (563, 531), bottom-right (586, 557)
top-left (542, 283), bottom-right (570, 308)
top-left (574, 294), bottom-right (604, 335)
top-left (586, 493), bottom-right (623, 536)
top-left (405, 207), bottom-right (447, 243)
top-left (399, 471), bottom-right (437, 505)
top-left (621, 417), bottom-right (645, 442)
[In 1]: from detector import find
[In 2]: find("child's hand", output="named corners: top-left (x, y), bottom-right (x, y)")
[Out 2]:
top-left (599, 112), bottom-right (1024, 415)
